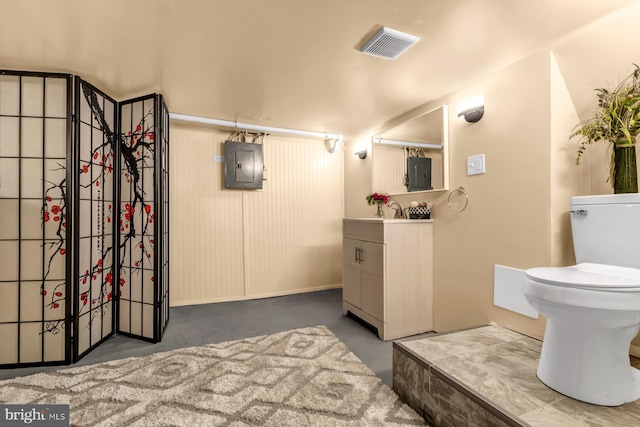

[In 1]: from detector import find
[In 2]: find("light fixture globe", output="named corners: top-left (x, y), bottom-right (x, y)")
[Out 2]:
top-left (457, 96), bottom-right (485, 123)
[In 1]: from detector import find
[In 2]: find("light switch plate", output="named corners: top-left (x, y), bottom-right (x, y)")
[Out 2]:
top-left (467, 154), bottom-right (485, 176)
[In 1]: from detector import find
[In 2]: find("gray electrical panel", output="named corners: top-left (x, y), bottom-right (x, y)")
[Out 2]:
top-left (407, 157), bottom-right (432, 192)
top-left (224, 141), bottom-right (263, 189)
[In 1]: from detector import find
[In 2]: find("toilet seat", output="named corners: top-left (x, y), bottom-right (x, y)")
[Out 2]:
top-left (525, 263), bottom-right (640, 292)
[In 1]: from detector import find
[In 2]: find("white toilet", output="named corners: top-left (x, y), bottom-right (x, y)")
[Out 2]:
top-left (523, 193), bottom-right (640, 406)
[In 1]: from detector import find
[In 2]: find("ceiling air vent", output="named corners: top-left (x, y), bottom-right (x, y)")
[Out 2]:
top-left (359, 27), bottom-right (420, 60)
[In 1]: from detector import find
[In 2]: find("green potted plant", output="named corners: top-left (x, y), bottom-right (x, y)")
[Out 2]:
top-left (572, 64), bottom-right (640, 194)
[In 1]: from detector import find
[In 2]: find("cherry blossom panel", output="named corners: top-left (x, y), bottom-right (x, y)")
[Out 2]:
top-left (20, 158), bottom-right (43, 198)
top-left (126, 234), bottom-right (143, 269)
top-left (0, 324), bottom-right (18, 364)
top-left (119, 267), bottom-right (131, 301)
top-left (44, 118), bottom-right (67, 159)
top-left (0, 116), bottom-right (19, 156)
top-left (78, 162), bottom-right (92, 199)
top-left (0, 241), bottom-right (18, 281)
top-left (90, 267), bottom-right (106, 302)
top-left (101, 271), bottom-right (115, 303)
top-left (103, 202), bottom-right (114, 229)
top-left (134, 209), bottom-right (149, 259)
top-left (0, 75), bottom-right (19, 115)
top-left (20, 117), bottom-right (43, 157)
top-left (142, 235), bottom-right (155, 270)
top-left (0, 158), bottom-right (18, 198)
top-left (21, 77), bottom-right (44, 117)
top-left (43, 177), bottom-right (65, 203)
top-left (42, 280), bottom-right (66, 322)
top-left (0, 199), bottom-right (19, 240)
top-left (44, 158), bottom-right (67, 236)
top-left (44, 239), bottom-right (66, 280)
top-left (43, 202), bottom-right (67, 241)
top-left (0, 282), bottom-right (18, 323)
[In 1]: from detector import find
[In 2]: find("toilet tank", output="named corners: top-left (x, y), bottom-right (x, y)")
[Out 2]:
top-left (571, 193), bottom-right (640, 268)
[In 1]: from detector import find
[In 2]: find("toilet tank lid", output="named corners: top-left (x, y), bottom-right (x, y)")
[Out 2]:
top-left (571, 193), bottom-right (640, 206)
top-left (525, 263), bottom-right (640, 290)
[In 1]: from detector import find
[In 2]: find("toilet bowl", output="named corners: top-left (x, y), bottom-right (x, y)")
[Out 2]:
top-left (522, 193), bottom-right (640, 406)
top-left (524, 263), bottom-right (640, 406)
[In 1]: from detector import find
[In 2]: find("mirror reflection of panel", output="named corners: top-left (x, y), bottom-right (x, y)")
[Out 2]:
top-left (372, 105), bottom-right (449, 195)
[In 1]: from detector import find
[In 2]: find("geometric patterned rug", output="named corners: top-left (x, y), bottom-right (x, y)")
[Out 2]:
top-left (0, 326), bottom-right (426, 426)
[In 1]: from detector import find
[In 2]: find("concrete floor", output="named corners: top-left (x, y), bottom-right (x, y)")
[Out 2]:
top-left (1, 289), bottom-right (428, 386)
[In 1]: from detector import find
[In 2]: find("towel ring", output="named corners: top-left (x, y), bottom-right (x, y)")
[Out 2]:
top-left (448, 186), bottom-right (469, 212)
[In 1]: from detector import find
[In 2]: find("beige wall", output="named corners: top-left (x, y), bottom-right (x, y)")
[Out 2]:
top-left (429, 52), bottom-right (554, 338)
top-left (169, 124), bottom-right (344, 306)
top-left (344, 3), bottom-right (640, 342)
top-left (346, 52), bottom-right (554, 338)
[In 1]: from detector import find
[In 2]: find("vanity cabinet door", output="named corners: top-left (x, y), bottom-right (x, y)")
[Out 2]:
top-left (343, 238), bottom-right (362, 308)
top-left (360, 241), bottom-right (385, 322)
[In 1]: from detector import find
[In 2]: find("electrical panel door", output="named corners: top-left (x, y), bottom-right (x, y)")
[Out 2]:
top-left (224, 141), bottom-right (263, 189)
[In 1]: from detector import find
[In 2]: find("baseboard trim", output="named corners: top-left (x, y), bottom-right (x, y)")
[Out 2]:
top-left (170, 284), bottom-right (342, 307)
top-left (631, 343), bottom-right (640, 358)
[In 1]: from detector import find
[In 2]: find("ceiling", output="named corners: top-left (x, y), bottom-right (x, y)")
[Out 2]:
top-left (0, 0), bottom-right (636, 140)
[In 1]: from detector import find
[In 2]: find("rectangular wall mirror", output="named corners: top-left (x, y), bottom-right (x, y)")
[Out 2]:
top-left (372, 105), bottom-right (449, 195)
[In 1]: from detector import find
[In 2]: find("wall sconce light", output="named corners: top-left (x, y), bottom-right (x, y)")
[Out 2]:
top-left (456, 95), bottom-right (484, 123)
top-left (354, 147), bottom-right (368, 159)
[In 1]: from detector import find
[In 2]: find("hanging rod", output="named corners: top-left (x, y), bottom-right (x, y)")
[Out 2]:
top-left (169, 113), bottom-right (343, 153)
top-left (372, 137), bottom-right (442, 150)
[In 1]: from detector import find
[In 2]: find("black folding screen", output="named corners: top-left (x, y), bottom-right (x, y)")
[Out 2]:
top-left (73, 78), bottom-right (118, 360)
top-left (0, 71), bottom-right (73, 366)
top-left (117, 94), bottom-right (170, 342)
top-left (0, 70), bottom-right (169, 368)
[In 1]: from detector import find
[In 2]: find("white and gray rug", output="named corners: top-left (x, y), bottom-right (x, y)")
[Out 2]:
top-left (0, 326), bottom-right (426, 426)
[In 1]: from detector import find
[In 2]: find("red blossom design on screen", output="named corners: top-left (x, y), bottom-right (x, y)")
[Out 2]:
top-left (119, 105), bottom-right (157, 294)
top-left (39, 164), bottom-right (68, 335)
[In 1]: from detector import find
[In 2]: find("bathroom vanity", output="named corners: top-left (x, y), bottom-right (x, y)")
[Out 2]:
top-left (342, 218), bottom-right (433, 340)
